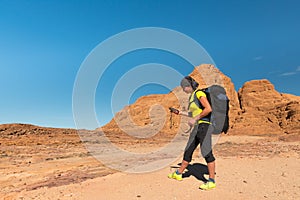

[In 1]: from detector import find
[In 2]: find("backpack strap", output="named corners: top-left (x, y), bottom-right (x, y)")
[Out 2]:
top-left (188, 89), bottom-right (201, 110)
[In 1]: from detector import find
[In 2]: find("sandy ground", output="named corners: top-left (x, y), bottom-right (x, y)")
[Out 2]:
top-left (1, 133), bottom-right (299, 200)
top-left (10, 156), bottom-right (300, 200)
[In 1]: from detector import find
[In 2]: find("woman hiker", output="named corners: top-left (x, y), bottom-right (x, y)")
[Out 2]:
top-left (168, 76), bottom-right (216, 190)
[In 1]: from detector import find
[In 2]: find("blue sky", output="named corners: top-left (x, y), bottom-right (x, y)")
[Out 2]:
top-left (0, 0), bottom-right (299, 129)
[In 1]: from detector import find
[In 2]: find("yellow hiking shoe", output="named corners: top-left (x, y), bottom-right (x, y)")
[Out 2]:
top-left (168, 171), bottom-right (182, 181)
top-left (199, 181), bottom-right (216, 190)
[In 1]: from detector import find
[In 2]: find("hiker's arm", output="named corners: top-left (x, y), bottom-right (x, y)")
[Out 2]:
top-left (178, 110), bottom-right (190, 117)
top-left (169, 107), bottom-right (190, 117)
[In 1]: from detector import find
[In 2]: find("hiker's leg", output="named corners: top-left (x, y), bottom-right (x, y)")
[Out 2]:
top-left (198, 124), bottom-right (216, 180)
top-left (199, 158), bottom-right (216, 190)
top-left (204, 150), bottom-right (216, 180)
top-left (179, 143), bottom-right (198, 173)
top-left (198, 124), bottom-right (213, 158)
top-left (207, 160), bottom-right (215, 180)
top-left (177, 160), bottom-right (189, 174)
top-left (179, 126), bottom-right (199, 174)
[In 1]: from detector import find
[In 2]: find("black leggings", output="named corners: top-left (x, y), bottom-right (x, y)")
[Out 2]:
top-left (183, 123), bottom-right (215, 163)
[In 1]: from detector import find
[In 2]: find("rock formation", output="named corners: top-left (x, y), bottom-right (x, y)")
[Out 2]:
top-left (232, 79), bottom-right (300, 135)
top-left (101, 64), bottom-right (300, 136)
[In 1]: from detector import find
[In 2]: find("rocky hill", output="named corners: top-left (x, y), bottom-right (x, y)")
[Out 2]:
top-left (234, 79), bottom-right (300, 135)
top-left (101, 64), bottom-right (300, 137)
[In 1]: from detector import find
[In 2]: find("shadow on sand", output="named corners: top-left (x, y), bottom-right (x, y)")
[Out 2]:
top-left (171, 163), bottom-right (209, 182)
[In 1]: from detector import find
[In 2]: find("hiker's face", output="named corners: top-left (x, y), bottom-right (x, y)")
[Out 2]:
top-left (182, 86), bottom-right (193, 93)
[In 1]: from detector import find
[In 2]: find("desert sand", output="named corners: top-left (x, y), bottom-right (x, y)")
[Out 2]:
top-left (1, 124), bottom-right (299, 200)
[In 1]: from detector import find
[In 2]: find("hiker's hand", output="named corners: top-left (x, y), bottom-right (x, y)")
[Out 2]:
top-left (188, 118), bottom-right (196, 126)
top-left (169, 107), bottom-right (179, 115)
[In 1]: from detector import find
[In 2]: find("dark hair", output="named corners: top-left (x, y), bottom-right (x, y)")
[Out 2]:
top-left (184, 76), bottom-right (199, 90)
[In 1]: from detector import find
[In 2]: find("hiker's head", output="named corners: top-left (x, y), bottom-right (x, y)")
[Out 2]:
top-left (180, 76), bottom-right (199, 93)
